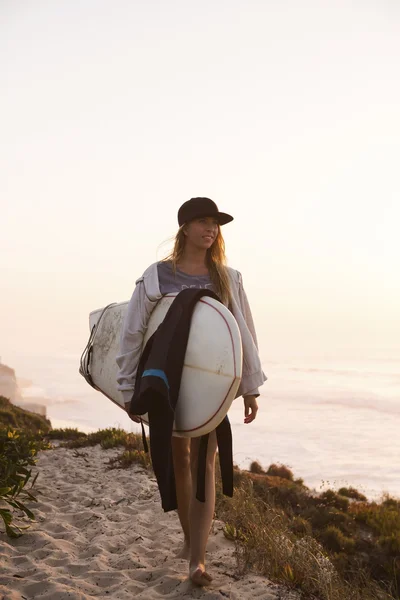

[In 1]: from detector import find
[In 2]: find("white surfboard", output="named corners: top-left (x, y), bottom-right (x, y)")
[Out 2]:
top-left (80, 293), bottom-right (242, 437)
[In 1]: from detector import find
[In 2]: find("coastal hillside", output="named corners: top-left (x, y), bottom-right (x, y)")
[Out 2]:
top-left (0, 362), bottom-right (22, 404)
top-left (0, 395), bottom-right (51, 432)
top-left (0, 361), bottom-right (47, 417)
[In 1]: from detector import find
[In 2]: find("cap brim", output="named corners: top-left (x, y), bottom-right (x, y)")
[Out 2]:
top-left (218, 212), bottom-right (234, 225)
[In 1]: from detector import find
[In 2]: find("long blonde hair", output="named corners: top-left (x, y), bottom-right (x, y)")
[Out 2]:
top-left (161, 224), bottom-right (232, 306)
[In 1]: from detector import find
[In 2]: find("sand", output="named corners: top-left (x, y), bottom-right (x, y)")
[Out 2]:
top-left (0, 444), bottom-right (300, 600)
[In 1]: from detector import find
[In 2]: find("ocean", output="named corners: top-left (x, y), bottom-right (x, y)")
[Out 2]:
top-left (5, 347), bottom-right (400, 502)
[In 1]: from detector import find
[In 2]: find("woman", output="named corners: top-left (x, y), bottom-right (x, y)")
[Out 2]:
top-left (116, 197), bottom-right (267, 586)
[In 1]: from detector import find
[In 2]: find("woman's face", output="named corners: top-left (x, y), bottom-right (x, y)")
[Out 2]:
top-left (184, 216), bottom-right (219, 250)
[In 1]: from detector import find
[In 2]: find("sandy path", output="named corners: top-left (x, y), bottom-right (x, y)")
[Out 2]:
top-left (0, 445), bottom-right (299, 600)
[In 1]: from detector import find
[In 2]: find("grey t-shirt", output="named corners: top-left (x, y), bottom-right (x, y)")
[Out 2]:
top-left (157, 261), bottom-right (259, 396)
top-left (157, 261), bottom-right (215, 295)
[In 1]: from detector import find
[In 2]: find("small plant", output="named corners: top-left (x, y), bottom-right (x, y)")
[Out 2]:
top-left (223, 523), bottom-right (238, 540)
top-left (108, 449), bottom-right (151, 470)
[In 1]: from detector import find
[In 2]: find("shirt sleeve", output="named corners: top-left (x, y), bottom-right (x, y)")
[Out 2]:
top-left (244, 388), bottom-right (260, 397)
top-left (237, 272), bottom-right (259, 350)
top-left (234, 270), bottom-right (267, 397)
top-left (116, 278), bottom-right (149, 406)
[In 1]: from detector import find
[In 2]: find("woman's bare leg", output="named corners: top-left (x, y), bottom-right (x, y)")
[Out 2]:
top-left (189, 430), bottom-right (217, 586)
top-left (171, 436), bottom-right (192, 558)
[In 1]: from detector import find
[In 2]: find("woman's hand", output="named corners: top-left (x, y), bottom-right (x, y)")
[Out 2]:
top-left (124, 401), bottom-right (141, 423)
top-left (243, 395), bottom-right (258, 424)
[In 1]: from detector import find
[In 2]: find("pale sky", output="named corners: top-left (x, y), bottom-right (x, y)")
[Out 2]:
top-left (1, 0), bottom-right (400, 366)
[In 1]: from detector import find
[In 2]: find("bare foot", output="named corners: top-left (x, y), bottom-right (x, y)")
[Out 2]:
top-left (176, 539), bottom-right (190, 559)
top-left (189, 563), bottom-right (213, 586)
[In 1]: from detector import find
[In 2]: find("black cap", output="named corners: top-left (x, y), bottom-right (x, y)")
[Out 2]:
top-left (178, 197), bottom-right (234, 227)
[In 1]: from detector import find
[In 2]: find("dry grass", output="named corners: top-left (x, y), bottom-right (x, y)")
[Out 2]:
top-left (215, 466), bottom-right (398, 600)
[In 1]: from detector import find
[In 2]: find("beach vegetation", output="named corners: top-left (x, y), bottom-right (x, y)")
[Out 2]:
top-left (107, 449), bottom-right (151, 469)
top-left (215, 462), bottom-right (399, 599)
top-left (0, 397), bottom-right (52, 537)
top-left (46, 428), bottom-right (87, 440)
top-left (318, 489), bottom-right (350, 512)
top-left (338, 486), bottom-right (367, 502)
top-left (63, 427), bottom-right (139, 450)
top-left (289, 515), bottom-right (313, 537)
top-left (62, 427), bottom-right (150, 469)
top-left (265, 463), bottom-right (294, 481)
top-left (317, 525), bottom-right (356, 554)
top-left (0, 427), bottom-right (49, 537)
top-left (3, 412), bottom-right (398, 597)
top-left (249, 460), bottom-right (266, 474)
top-left (350, 495), bottom-right (400, 537)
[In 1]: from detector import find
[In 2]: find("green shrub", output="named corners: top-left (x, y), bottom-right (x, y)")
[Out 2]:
top-left (290, 516), bottom-right (313, 537)
top-left (100, 429), bottom-right (129, 449)
top-left (0, 427), bottom-right (45, 537)
top-left (252, 477), bottom-right (310, 513)
top-left (303, 505), bottom-right (353, 532)
top-left (318, 489), bottom-right (350, 512)
top-left (378, 532), bottom-right (400, 555)
top-left (64, 428), bottom-right (110, 448)
top-left (46, 428), bottom-right (87, 441)
top-left (124, 433), bottom-right (147, 452)
top-left (382, 494), bottom-right (400, 510)
top-left (351, 499), bottom-right (400, 537)
top-left (318, 525), bottom-right (356, 554)
top-left (266, 463), bottom-right (294, 481)
top-left (65, 428), bottom-right (145, 451)
top-left (249, 460), bottom-right (266, 474)
top-left (65, 428), bottom-right (147, 452)
top-left (338, 487), bottom-right (367, 502)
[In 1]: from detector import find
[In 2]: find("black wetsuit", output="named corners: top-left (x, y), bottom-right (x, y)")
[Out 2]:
top-left (129, 288), bottom-right (234, 512)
